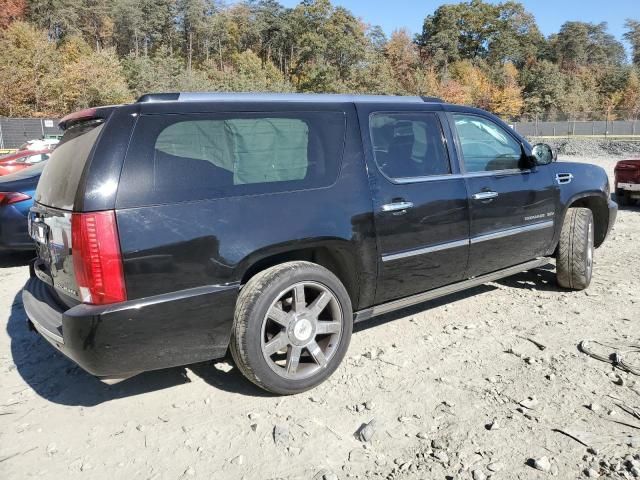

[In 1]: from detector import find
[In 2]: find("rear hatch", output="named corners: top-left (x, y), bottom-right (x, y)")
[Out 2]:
top-left (615, 160), bottom-right (640, 184)
top-left (30, 112), bottom-right (108, 307)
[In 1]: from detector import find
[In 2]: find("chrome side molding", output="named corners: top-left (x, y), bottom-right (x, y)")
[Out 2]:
top-left (469, 220), bottom-right (554, 244)
top-left (381, 221), bottom-right (554, 262)
top-left (382, 238), bottom-right (469, 262)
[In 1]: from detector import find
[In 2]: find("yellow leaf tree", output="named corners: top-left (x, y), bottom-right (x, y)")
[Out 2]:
top-left (490, 62), bottom-right (524, 118)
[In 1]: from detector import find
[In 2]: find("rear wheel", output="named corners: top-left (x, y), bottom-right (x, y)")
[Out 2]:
top-left (230, 261), bottom-right (352, 395)
top-left (556, 207), bottom-right (594, 290)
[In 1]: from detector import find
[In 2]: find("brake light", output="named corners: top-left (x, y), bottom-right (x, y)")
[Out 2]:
top-left (0, 192), bottom-right (31, 205)
top-left (71, 211), bottom-right (126, 305)
top-left (59, 108), bottom-right (97, 128)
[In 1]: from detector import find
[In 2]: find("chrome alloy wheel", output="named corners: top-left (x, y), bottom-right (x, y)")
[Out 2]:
top-left (260, 281), bottom-right (343, 380)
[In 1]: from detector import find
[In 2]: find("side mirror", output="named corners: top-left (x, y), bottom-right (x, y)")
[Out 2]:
top-left (531, 143), bottom-right (557, 166)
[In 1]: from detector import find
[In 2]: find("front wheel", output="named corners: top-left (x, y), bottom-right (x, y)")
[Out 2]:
top-left (556, 207), bottom-right (594, 290)
top-left (230, 261), bottom-right (352, 395)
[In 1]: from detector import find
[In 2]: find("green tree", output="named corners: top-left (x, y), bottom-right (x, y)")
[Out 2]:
top-left (551, 21), bottom-right (626, 69)
top-left (121, 46), bottom-right (186, 96)
top-left (624, 19), bottom-right (640, 67)
top-left (560, 67), bottom-right (599, 120)
top-left (417, 0), bottom-right (543, 68)
top-left (519, 60), bottom-right (566, 118)
top-left (111, 0), bottom-right (177, 57)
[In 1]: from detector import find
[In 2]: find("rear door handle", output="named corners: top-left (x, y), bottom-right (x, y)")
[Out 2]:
top-left (381, 201), bottom-right (414, 212)
top-left (472, 191), bottom-right (499, 201)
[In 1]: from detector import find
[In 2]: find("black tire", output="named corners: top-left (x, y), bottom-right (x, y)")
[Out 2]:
top-left (556, 207), bottom-right (594, 290)
top-left (617, 190), bottom-right (631, 207)
top-left (230, 261), bottom-right (353, 395)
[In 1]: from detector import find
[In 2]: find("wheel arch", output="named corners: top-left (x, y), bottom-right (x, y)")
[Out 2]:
top-left (237, 240), bottom-right (362, 310)
top-left (558, 193), bottom-right (609, 249)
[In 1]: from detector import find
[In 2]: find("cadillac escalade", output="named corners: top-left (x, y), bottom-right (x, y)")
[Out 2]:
top-left (22, 93), bottom-right (617, 394)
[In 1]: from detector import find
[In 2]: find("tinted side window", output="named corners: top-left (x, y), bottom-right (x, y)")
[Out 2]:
top-left (370, 113), bottom-right (450, 180)
top-left (453, 114), bottom-right (522, 172)
top-left (119, 111), bottom-right (345, 205)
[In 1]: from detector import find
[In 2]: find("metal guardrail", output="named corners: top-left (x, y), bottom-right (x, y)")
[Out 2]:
top-left (512, 120), bottom-right (640, 138)
top-left (1, 116), bottom-right (639, 149)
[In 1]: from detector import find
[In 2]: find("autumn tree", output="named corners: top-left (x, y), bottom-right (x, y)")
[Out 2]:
top-left (449, 60), bottom-right (493, 109)
top-left (0, 0), bottom-right (26, 29)
top-left (49, 44), bottom-right (132, 111)
top-left (0, 0), bottom-right (633, 120)
top-left (490, 63), bottom-right (524, 118)
top-left (619, 69), bottom-right (640, 119)
top-left (385, 29), bottom-right (419, 92)
top-left (0, 21), bottom-right (57, 116)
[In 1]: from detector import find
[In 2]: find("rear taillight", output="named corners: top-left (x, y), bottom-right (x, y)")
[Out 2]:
top-left (71, 211), bottom-right (126, 305)
top-left (0, 192), bottom-right (31, 205)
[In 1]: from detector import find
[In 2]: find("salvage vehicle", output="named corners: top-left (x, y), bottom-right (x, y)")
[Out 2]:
top-left (22, 93), bottom-right (617, 394)
top-left (0, 163), bottom-right (43, 250)
top-left (0, 149), bottom-right (51, 176)
top-left (614, 158), bottom-right (640, 206)
top-left (17, 138), bottom-right (59, 152)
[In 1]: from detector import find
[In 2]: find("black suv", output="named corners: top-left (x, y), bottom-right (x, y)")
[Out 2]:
top-left (23, 93), bottom-right (617, 394)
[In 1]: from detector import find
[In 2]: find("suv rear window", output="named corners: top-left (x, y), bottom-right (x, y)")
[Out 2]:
top-left (35, 121), bottom-right (104, 210)
top-left (118, 111), bottom-right (346, 205)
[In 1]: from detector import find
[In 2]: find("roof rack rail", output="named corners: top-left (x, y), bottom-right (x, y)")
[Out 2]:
top-left (136, 92), bottom-right (430, 104)
top-left (420, 96), bottom-right (444, 103)
top-left (137, 93), bottom-right (180, 103)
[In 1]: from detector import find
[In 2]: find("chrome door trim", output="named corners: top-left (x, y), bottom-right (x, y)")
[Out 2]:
top-left (380, 221), bottom-right (554, 262)
top-left (464, 168), bottom-right (531, 177)
top-left (470, 220), bottom-right (554, 244)
top-left (382, 238), bottom-right (469, 262)
top-left (355, 258), bottom-right (550, 322)
top-left (390, 173), bottom-right (464, 184)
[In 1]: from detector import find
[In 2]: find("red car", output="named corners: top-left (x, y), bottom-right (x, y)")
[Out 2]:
top-left (615, 159), bottom-right (640, 206)
top-left (0, 149), bottom-right (51, 176)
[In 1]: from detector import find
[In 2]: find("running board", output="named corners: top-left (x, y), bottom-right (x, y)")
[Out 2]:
top-left (354, 258), bottom-right (550, 322)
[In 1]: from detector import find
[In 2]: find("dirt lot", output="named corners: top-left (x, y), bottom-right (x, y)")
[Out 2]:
top-left (1, 155), bottom-right (639, 480)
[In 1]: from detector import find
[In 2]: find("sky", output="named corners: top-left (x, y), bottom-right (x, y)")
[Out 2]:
top-left (276, 0), bottom-right (637, 49)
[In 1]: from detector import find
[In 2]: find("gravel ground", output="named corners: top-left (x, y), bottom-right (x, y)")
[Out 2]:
top-left (1, 155), bottom-right (639, 480)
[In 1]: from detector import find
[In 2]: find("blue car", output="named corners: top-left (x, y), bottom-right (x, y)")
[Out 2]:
top-left (0, 162), bottom-right (44, 250)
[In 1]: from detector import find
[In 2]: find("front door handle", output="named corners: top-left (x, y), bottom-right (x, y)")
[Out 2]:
top-left (472, 191), bottom-right (499, 201)
top-left (381, 201), bottom-right (414, 212)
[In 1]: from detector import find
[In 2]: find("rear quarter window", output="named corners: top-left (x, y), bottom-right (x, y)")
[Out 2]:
top-left (117, 111), bottom-right (346, 206)
top-left (35, 121), bottom-right (104, 210)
